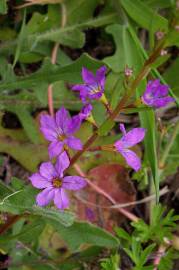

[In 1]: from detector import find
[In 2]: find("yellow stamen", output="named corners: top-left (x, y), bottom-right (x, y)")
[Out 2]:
top-left (53, 178), bottom-right (62, 188)
top-left (58, 134), bottom-right (66, 141)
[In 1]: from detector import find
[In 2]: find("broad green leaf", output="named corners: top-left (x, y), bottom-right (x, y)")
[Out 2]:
top-left (164, 58), bottom-right (179, 97)
top-left (65, 0), bottom-right (98, 25)
top-left (13, 10), bottom-right (27, 67)
top-left (0, 13), bottom-right (117, 55)
top-left (36, 27), bottom-right (85, 48)
top-left (14, 108), bottom-right (40, 144)
top-left (166, 28), bottom-right (179, 47)
top-left (0, 54), bottom-right (102, 91)
top-left (49, 220), bottom-right (119, 251)
top-left (0, 181), bottom-right (75, 227)
top-left (2, 218), bottom-right (45, 244)
top-left (0, 131), bottom-right (48, 171)
top-left (120, 0), bottom-right (168, 32)
top-left (0, 85), bottom-right (81, 112)
top-left (105, 72), bottom-right (124, 109)
top-left (145, 0), bottom-right (173, 8)
top-left (139, 106), bottom-right (159, 201)
top-left (0, 0), bottom-right (7, 14)
top-left (104, 24), bottom-right (143, 73)
top-left (0, 28), bottom-right (16, 41)
top-left (98, 118), bottom-right (115, 136)
top-left (104, 24), bottom-right (126, 72)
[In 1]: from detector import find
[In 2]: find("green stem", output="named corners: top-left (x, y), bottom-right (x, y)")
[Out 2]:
top-left (160, 121), bottom-right (179, 168)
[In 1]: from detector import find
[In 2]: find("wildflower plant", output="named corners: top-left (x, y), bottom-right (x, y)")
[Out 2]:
top-left (29, 65), bottom-right (174, 210)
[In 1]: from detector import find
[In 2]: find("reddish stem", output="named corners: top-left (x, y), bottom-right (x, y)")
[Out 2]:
top-left (153, 245), bottom-right (167, 270)
top-left (70, 132), bottom-right (98, 166)
top-left (47, 4), bottom-right (66, 117)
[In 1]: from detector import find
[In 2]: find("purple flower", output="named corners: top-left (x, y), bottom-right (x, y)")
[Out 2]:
top-left (29, 151), bottom-right (87, 210)
top-left (114, 124), bottom-right (146, 172)
top-left (40, 107), bottom-right (83, 159)
top-left (72, 66), bottom-right (107, 103)
top-left (79, 104), bottom-right (93, 121)
top-left (142, 80), bottom-right (175, 108)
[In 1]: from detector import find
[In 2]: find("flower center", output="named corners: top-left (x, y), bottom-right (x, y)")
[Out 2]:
top-left (58, 134), bottom-right (66, 141)
top-left (88, 84), bottom-right (101, 94)
top-left (52, 178), bottom-right (62, 188)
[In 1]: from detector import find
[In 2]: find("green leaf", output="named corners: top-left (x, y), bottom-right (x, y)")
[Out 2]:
top-left (13, 10), bottom-right (27, 67)
top-left (0, 27), bottom-right (16, 41)
top-left (140, 107), bottom-right (159, 201)
top-left (65, 0), bottom-right (99, 25)
top-left (0, 54), bottom-right (102, 91)
top-left (50, 220), bottom-right (119, 251)
top-left (120, 0), bottom-right (168, 32)
top-left (0, 181), bottom-right (75, 227)
top-left (37, 27), bottom-right (85, 48)
top-left (0, 0), bottom-right (7, 14)
top-left (0, 12), bottom-right (117, 55)
top-left (3, 218), bottom-right (45, 244)
top-left (115, 227), bottom-right (131, 241)
top-left (98, 118), bottom-right (115, 136)
top-left (14, 108), bottom-right (40, 144)
top-left (104, 24), bottom-right (143, 73)
top-left (145, 0), bottom-right (173, 8)
top-left (164, 58), bottom-right (179, 97)
top-left (166, 28), bottom-right (179, 47)
top-left (0, 130), bottom-right (47, 171)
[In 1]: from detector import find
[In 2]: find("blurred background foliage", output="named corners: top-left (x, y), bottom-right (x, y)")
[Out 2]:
top-left (0, 0), bottom-right (179, 269)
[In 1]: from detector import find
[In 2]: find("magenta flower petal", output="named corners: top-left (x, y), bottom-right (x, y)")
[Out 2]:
top-left (79, 104), bottom-right (93, 120)
top-left (39, 162), bottom-right (56, 180)
top-left (40, 115), bottom-right (58, 141)
top-left (71, 115), bottom-right (82, 132)
top-left (36, 188), bottom-right (55, 206)
top-left (40, 114), bottom-right (57, 131)
top-left (55, 151), bottom-right (70, 177)
top-left (119, 128), bottom-right (146, 148)
top-left (55, 107), bottom-right (70, 132)
top-left (65, 116), bottom-right (81, 135)
top-left (114, 124), bottom-right (145, 171)
top-left (40, 127), bottom-right (58, 142)
top-left (96, 66), bottom-right (107, 89)
top-left (66, 137), bottom-right (83, 150)
top-left (54, 188), bottom-right (69, 210)
top-left (119, 124), bottom-right (127, 135)
top-left (48, 140), bottom-right (64, 159)
top-left (72, 84), bottom-right (86, 92)
top-left (152, 96), bottom-right (175, 108)
top-left (82, 67), bottom-right (96, 84)
top-left (29, 173), bottom-right (52, 189)
top-left (155, 84), bottom-right (169, 97)
top-left (62, 176), bottom-right (87, 190)
top-left (120, 149), bottom-right (141, 172)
